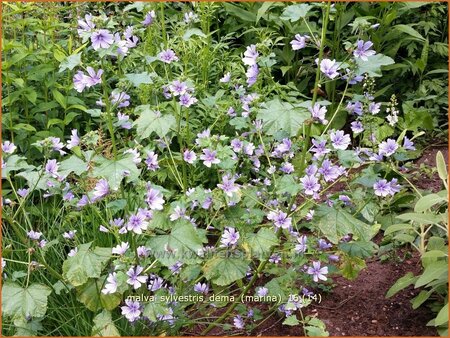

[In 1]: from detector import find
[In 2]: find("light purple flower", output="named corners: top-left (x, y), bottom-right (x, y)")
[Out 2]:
top-left (280, 162), bottom-right (295, 174)
top-left (403, 137), bottom-right (416, 151)
top-left (68, 248), bottom-right (78, 257)
top-left (102, 272), bottom-right (118, 294)
top-left (169, 261), bottom-right (183, 274)
top-left (169, 206), bottom-right (186, 221)
top-left (194, 282), bottom-right (209, 294)
top-left (17, 188), bottom-right (29, 198)
top-left (217, 174), bottom-right (239, 197)
top-left (233, 315), bottom-right (245, 329)
top-left (243, 44), bottom-right (258, 66)
top-left (67, 129), bottom-right (80, 149)
top-left (169, 80), bottom-right (188, 96)
top-left (183, 149), bottom-right (197, 164)
top-left (127, 213), bottom-right (149, 234)
top-left (318, 239), bottom-right (332, 250)
top-left (353, 40), bottom-right (376, 61)
top-left (267, 210), bottom-right (292, 229)
top-left (318, 160), bottom-right (343, 182)
top-left (73, 71), bottom-right (87, 92)
top-left (290, 34), bottom-right (309, 50)
top-left (159, 49), bottom-right (179, 63)
top-left (27, 230), bottom-right (42, 240)
top-left (92, 179), bottom-right (109, 201)
top-left (300, 175), bottom-right (321, 195)
top-left (112, 242), bottom-right (129, 255)
top-left (309, 103), bottom-right (328, 124)
top-left (220, 227), bottom-right (240, 247)
top-left (45, 159), bottom-right (59, 177)
top-left (179, 93), bottom-right (198, 107)
top-left (91, 29), bottom-right (114, 50)
top-left (378, 138), bottom-right (398, 157)
top-left (220, 72), bottom-right (231, 83)
top-left (257, 287), bottom-right (268, 297)
top-left (148, 274), bottom-right (165, 291)
top-left (307, 261), bottom-right (328, 282)
top-left (330, 130), bottom-right (351, 150)
top-left (145, 186), bottom-right (165, 210)
top-left (121, 299), bottom-right (141, 322)
top-left (319, 59), bottom-right (339, 79)
top-left (246, 64), bottom-right (259, 87)
top-left (77, 14), bottom-right (95, 35)
top-left (373, 179), bottom-right (391, 197)
top-left (142, 10), bottom-right (156, 26)
top-left (200, 149), bottom-right (220, 167)
top-left (351, 121), bottom-right (364, 134)
top-left (369, 102), bottom-right (381, 115)
top-left (111, 91), bottom-right (130, 108)
top-left (63, 230), bottom-right (77, 239)
top-left (310, 139), bottom-right (330, 159)
top-left (127, 265), bottom-right (148, 289)
top-left (137, 246), bottom-right (150, 257)
top-left (85, 67), bottom-right (103, 86)
top-left (2, 141), bottom-right (16, 154)
top-left (295, 235), bottom-right (308, 253)
top-left (145, 151), bottom-right (160, 171)
top-left (346, 101), bottom-right (363, 116)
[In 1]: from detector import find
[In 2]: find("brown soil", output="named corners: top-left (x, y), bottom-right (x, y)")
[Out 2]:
top-left (411, 145), bottom-right (448, 192)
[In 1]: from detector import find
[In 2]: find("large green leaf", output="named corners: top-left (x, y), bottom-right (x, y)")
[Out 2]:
top-left (434, 303), bottom-right (449, 327)
top-left (62, 242), bottom-right (111, 287)
top-left (315, 206), bottom-right (377, 244)
top-left (386, 272), bottom-right (417, 298)
top-left (2, 282), bottom-right (52, 318)
top-left (92, 310), bottom-right (120, 336)
top-left (280, 4), bottom-right (312, 22)
top-left (59, 155), bottom-right (88, 177)
top-left (147, 221), bottom-right (206, 266)
top-left (2, 155), bottom-right (35, 177)
top-left (133, 105), bottom-right (176, 139)
top-left (124, 72), bottom-right (155, 87)
top-left (355, 54), bottom-right (395, 77)
top-left (245, 228), bottom-right (279, 258)
top-left (93, 155), bottom-right (140, 191)
top-left (415, 261), bottom-right (448, 288)
top-left (203, 256), bottom-right (250, 286)
top-left (59, 53), bottom-right (82, 72)
top-left (256, 99), bottom-right (309, 137)
top-left (77, 278), bottom-right (121, 312)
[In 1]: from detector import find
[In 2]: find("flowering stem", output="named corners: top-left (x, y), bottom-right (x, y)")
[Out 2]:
top-left (321, 79), bottom-right (350, 136)
top-left (200, 228), bottom-right (282, 335)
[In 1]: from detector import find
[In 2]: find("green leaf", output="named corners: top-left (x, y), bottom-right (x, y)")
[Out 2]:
top-left (256, 2), bottom-right (274, 24)
top-left (183, 28), bottom-right (206, 41)
top-left (434, 303), bottom-right (449, 326)
top-left (257, 99), bottom-right (310, 137)
top-left (2, 282), bottom-right (52, 318)
top-left (280, 4), bottom-right (312, 22)
top-left (277, 175), bottom-right (301, 196)
top-left (142, 299), bottom-right (169, 321)
top-left (13, 316), bottom-right (43, 336)
top-left (393, 24), bottom-right (426, 41)
top-left (124, 72), bottom-right (155, 87)
top-left (203, 256), bottom-right (250, 286)
top-left (147, 221), bottom-right (206, 266)
top-left (415, 261), bottom-right (448, 288)
top-left (2, 155), bottom-right (34, 177)
top-left (59, 155), bottom-right (88, 177)
top-left (59, 53), bottom-right (82, 72)
top-left (340, 255), bottom-right (366, 280)
top-left (384, 223), bottom-right (414, 236)
top-left (355, 54), bottom-right (395, 77)
top-left (77, 278), bottom-right (121, 312)
top-left (52, 89), bottom-right (67, 109)
top-left (386, 272), bottom-right (417, 298)
top-left (92, 310), bottom-right (120, 336)
top-left (62, 242), bottom-right (111, 287)
top-left (245, 228), bottom-right (279, 257)
top-left (93, 155), bottom-right (141, 191)
top-left (415, 193), bottom-right (447, 212)
top-left (436, 151), bottom-right (448, 188)
top-left (396, 212), bottom-right (440, 225)
top-left (283, 315), bottom-right (300, 326)
top-left (223, 3), bottom-right (256, 22)
top-left (338, 241), bottom-right (378, 259)
top-left (315, 206), bottom-right (377, 244)
top-left (133, 105), bottom-right (176, 139)
top-left (411, 290), bottom-right (433, 309)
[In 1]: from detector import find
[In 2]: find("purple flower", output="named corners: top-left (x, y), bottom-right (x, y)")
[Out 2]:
top-left (68, 248), bottom-right (78, 257)
top-left (318, 239), bottom-right (332, 250)
top-left (310, 139), bottom-right (330, 159)
top-left (116, 112), bottom-right (132, 129)
top-left (73, 71), bottom-right (88, 92)
top-left (267, 210), bottom-right (292, 229)
top-left (127, 265), bottom-right (148, 289)
top-left (142, 10), bottom-right (156, 26)
top-left (2, 140), bottom-right (16, 154)
top-left (307, 261), bottom-right (328, 282)
top-left (148, 274), bottom-right (165, 291)
top-left (91, 29), bottom-right (114, 50)
top-left (63, 230), bottom-right (77, 239)
top-left (85, 67), bottom-right (103, 87)
top-left (319, 59), bottom-right (339, 79)
top-left (145, 151), bottom-right (160, 171)
top-left (137, 246), bottom-right (150, 258)
top-left (353, 40), bottom-right (376, 61)
top-left (45, 159), bottom-right (59, 177)
top-left (246, 64), bottom-right (259, 87)
top-left (200, 149), bottom-right (220, 167)
top-left (350, 121), bottom-right (364, 134)
top-left (218, 175), bottom-right (239, 197)
top-left (330, 130), bottom-right (351, 150)
top-left (102, 272), bottom-right (118, 294)
top-left (233, 315), bottom-right (245, 329)
top-left (269, 253), bottom-right (281, 264)
top-left (184, 11), bottom-right (199, 23)
top-left (243, 44), bottom-right (258, 66)
top-left (127, 213), bottom-right (149, 234)
top-left (220, 227), bottom-right (240, 247)
top-left (290, 34), bottom-right (309, 50)
top-left (145, 186), bottom-right (165, 210)
top-left (257, 287), bottom-right (268, 297)
top-left (273, 138), bottom-right (292, 157)
top-left (403, 137), bottom-right (416, 151)
top-left (220, 72), bottom-right (231, 83)
top-left (27, 230), bottom-right (42, 240)
top-left (169, 80), bottom-right (188, 96)
top-left (67, 129), bottom-right (80, 149)
top-left (300, 175), bottom-right (321, 195)
top-left (280, 162), bottom-right (295, 174)
top-left (111, 91), bottom-right (130, 108)
top-left (368, 102), bottom-right (381, 115)
top-left (183, 149), bottom-right (197, 164)
top-left (159, 49), bottom-right (179, 63)
top-left (77, 14), bottom-right (95, 35)
top-left (121, 299), bottom-right (141, 322)
top-left (112, 242), bottom-right (129, 255)
top-left (92, 179), bottom-right (109, 201)
top-left (339, 195), bottom-right (352, 205)
top-left (309, 103), bottom-right (328, 124)
top-left (373, 179), bottom-right (391, 197)
top-left (318, 159), bottom-right (343, 182)
top-left (17, 188), bottom-right (29, 198)
top-left (194, 282), bottom-right (209, 294)
top-left (169, 206), bottom-right (186, 221)
top-left (179, 93), bottom-right (198, 107)
top-left (378, 138), bottom-right (398, 157)
top-left (169, 261), bottom-right (183, 275)
top-left (295, 235), bottom-right (308, 253)
top-left (346, 101), bottom-right (363, 115)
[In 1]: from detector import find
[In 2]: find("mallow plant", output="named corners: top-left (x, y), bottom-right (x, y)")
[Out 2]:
top-left (1, 2), bottom-right (433, 336)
